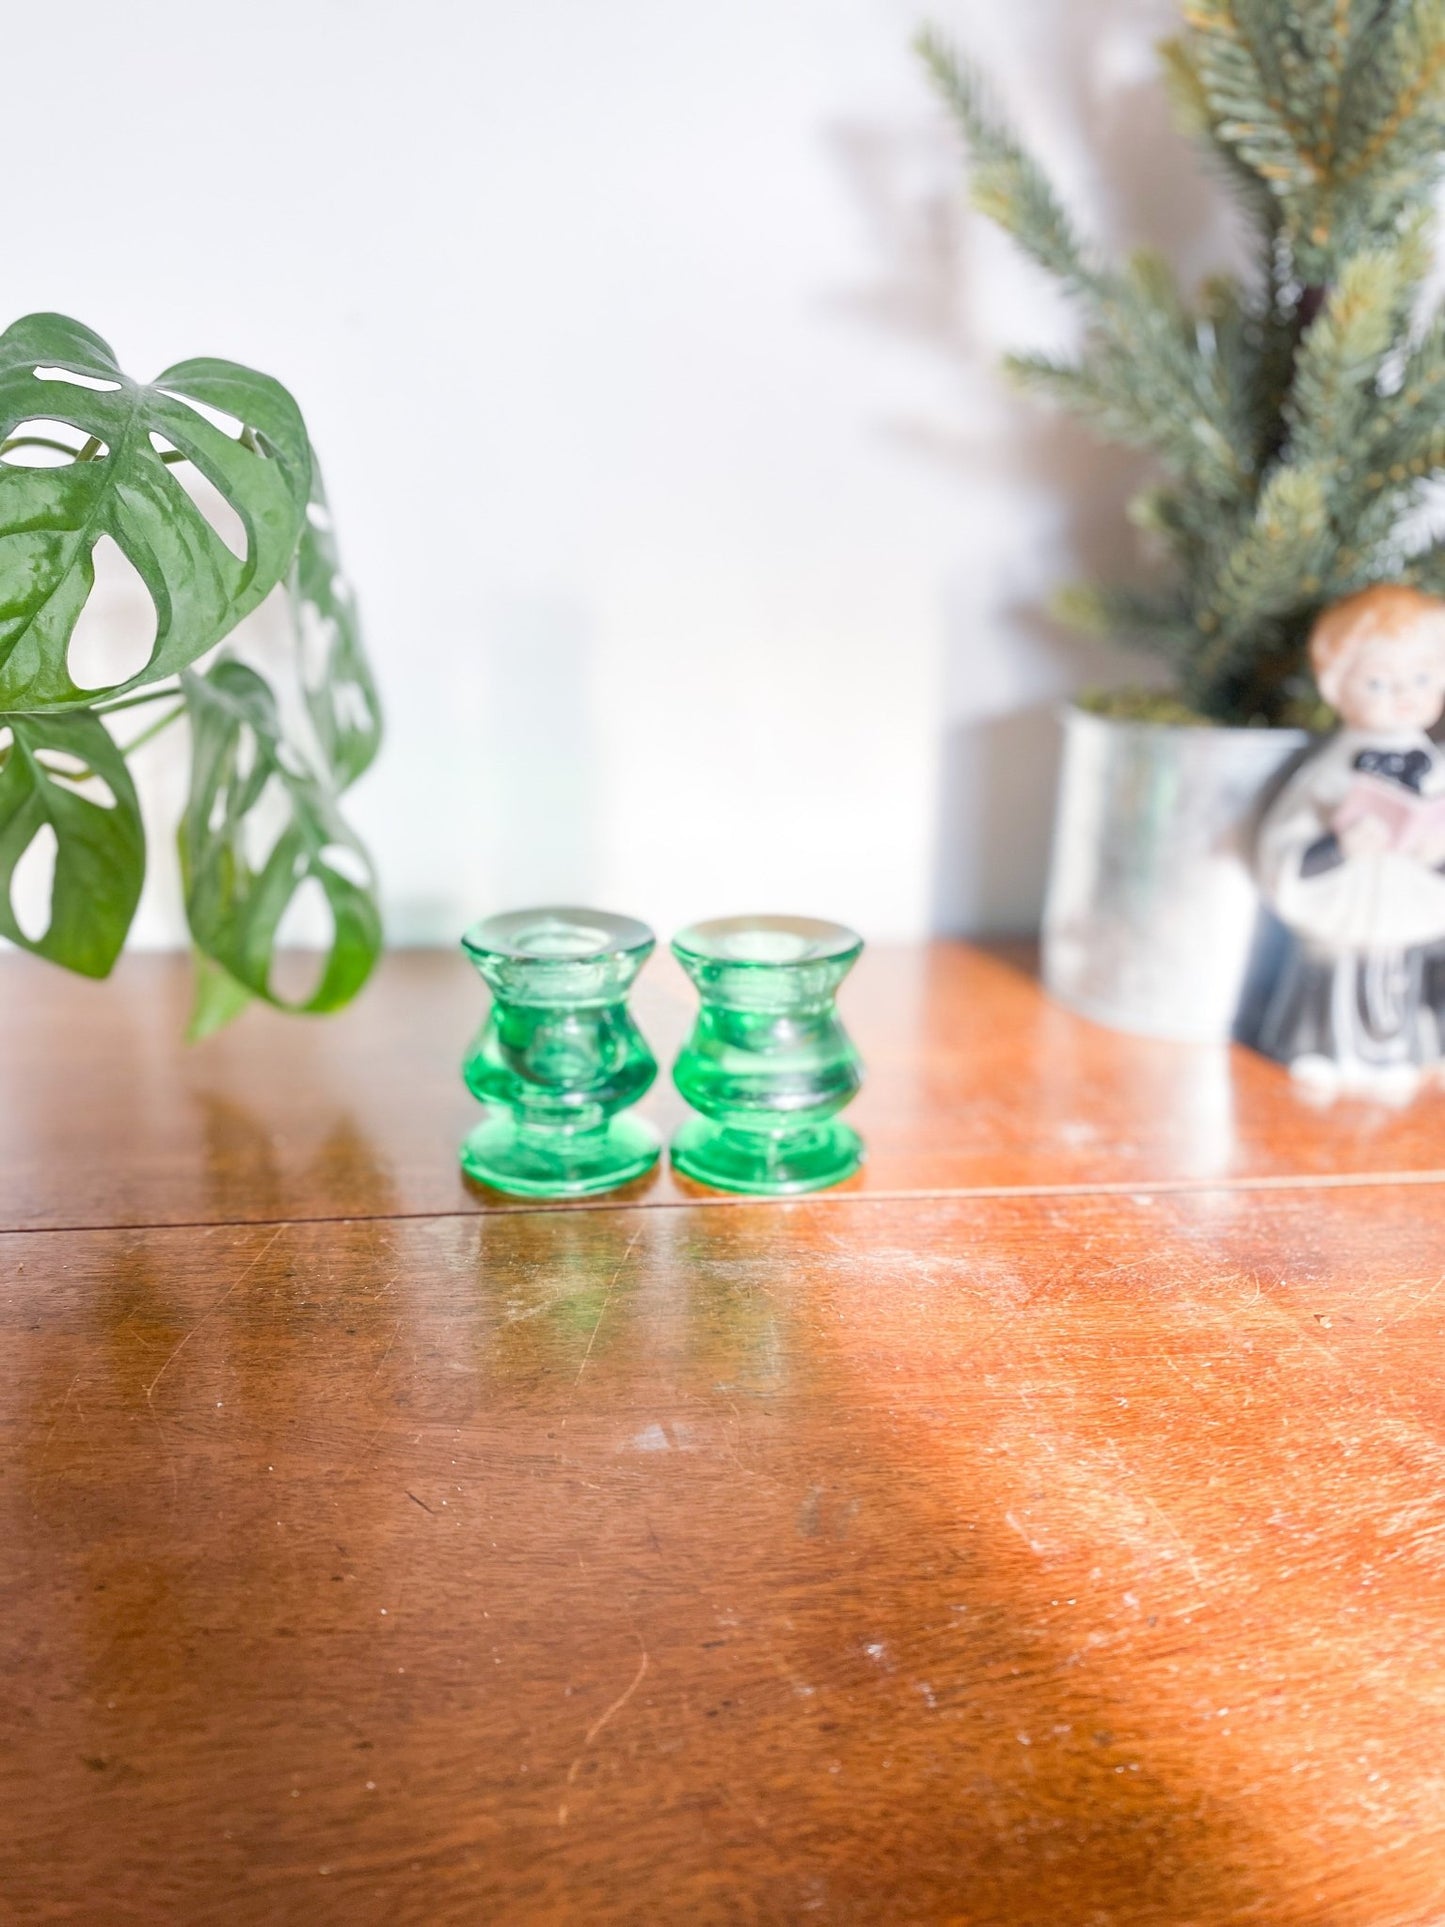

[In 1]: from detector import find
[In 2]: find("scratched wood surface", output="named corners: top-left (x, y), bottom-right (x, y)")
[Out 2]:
top-left (6, 945), bottom-right (1445, 1923)
top-left (0, 945), bottom-right (1442, 1233)
top-left (5, 1187), bottom-right (1445, 1925)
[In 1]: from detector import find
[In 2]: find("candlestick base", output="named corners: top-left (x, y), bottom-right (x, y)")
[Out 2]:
top-left (670, 1118), bottom-right (862, 1196)
top-left (461, 1115), bottom-right (660, 1199)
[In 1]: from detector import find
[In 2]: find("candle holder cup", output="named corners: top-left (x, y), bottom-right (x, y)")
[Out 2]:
top-left (670, 915), bottom-right (864, 1195)
top-left (459, 908), bottom-right (660, 1198)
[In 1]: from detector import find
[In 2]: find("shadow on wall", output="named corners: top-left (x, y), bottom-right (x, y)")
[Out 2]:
top-left (482, 593), bottom-right (601, 908)
top-left (826, 0), bottom-right (1242, 934)
top-left (932, 702), bottom-right (1063, 937)
top-left (922, 423), bottom-right (1165, 935)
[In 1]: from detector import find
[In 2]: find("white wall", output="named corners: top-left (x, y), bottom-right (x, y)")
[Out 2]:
top-left (4, 0), bottom-right (1242, 948)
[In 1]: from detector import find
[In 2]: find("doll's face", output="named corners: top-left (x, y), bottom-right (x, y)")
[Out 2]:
top-left (1332, 631), bottom-right (1445, 732)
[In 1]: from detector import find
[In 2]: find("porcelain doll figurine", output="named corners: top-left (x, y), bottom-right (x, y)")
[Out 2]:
top-left (1254, 584), bottom-right (1445, 1094)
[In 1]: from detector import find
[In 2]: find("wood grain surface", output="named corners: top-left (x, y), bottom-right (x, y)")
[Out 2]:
top-left (5, 1188), bottom-right (1445, 1924)
top-left (5, 943), bottom-right (1445, 1923)
top-left (0, 944), bottom-right (1442, 1233)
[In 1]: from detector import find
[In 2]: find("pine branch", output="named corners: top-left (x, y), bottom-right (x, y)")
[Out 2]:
top-left (1337, 0), bottom-right (1445, 186)
top-left (1007, 328), bottom-right (1243, 503)
top-left (915, 30), bottom-right (1095, 289)
top-left (1161, 37), bottom-right (1282, 229)
top-left (1401, 540), bottom-right (1445, 594)
top-left (1236, 0), bottom-right (1345, 142)
top-left (1200, 273), bottom-right (1294, 469)
top-left (1293, 0), bottom-right (1370, 163)
top-left (1284, 240), bottom-right (1409, 471)
top-left (1174, 0), bottom-right (1427, 276)
top-left (922, 9), bottom-right (1445, 724)
top-left (1181, 1), bottom-right (1323, 195)
top-left (1187, 464), bottom-right (1331, 700)
top-left (1052, 581), bottom-right (1199, 657)
top-left (1096, 257), bottom-right (1247, 489)
top-left (1362, 304), bottom-right (1445, 468)
top-left (923, 33), bottom-right (1256, 504)
top-left (1128, 484), bottom-right (1209, 566)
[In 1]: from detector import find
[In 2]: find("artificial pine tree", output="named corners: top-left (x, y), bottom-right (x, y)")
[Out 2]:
top-left (920, 5), bottom-right (1445, 726)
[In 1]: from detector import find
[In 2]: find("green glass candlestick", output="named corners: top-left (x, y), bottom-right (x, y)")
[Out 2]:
top-left (459, 908), bottom-right (660, 1197)
top-left (670, 915), bottom-right (864, 1195)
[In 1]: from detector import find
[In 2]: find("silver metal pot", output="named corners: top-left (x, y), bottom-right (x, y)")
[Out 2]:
top-left (1042, 707), bottom-right (1310, 1043)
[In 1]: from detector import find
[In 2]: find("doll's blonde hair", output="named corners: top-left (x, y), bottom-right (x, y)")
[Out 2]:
top-left (1310, 584), bottom-right (1445, 706)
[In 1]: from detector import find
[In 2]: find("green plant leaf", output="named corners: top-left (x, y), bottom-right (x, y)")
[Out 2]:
top-left (179, 658), bottom-right (380, 1014)
top-left (0, 312), bottom-right (311, 711)
top-left (291, 473), bottom-right (381, 791)
top-left (185, 947), bottom-right (254, 1042)
top-left (0, 708), bottom-right (143, 976)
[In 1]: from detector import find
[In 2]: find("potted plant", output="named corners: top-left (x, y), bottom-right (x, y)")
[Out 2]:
top-left (0, 312), bottom-right (381, 1036)
top-left (920, 6), bottom-right (1445, 1041)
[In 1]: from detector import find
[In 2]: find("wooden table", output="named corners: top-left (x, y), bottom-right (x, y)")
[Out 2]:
top-left (4, 944), bottom-right (1445, 1924)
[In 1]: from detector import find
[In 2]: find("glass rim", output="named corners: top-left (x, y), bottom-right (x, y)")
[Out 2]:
top-left (462, 906), bottom-right (655, 964)
top-left (671, 913), bottom-right (863, 969)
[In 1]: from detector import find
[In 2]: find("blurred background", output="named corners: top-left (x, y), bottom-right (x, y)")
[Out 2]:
top-left (6, 0), bottom-right (1247, 948)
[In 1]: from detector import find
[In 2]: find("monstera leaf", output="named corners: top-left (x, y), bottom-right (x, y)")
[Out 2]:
top-left (0, 312), bottom-right (311, 709)
top-left (179, 659), bottom-right (380, 1016)
top-left (0, 310), bottom-right (381, 1024)
top-left (0, 710), bottom-right (143, 976)
top-left (291, 474), bottom-right (382, 791)
top-left (180, 474), bottom-right (384, 1035)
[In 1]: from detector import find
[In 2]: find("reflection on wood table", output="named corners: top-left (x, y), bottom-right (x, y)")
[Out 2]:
top-left (0, 946), bottom-right (1442, 1231)
top-left (1, 946), bottom-right (1443, 1924)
